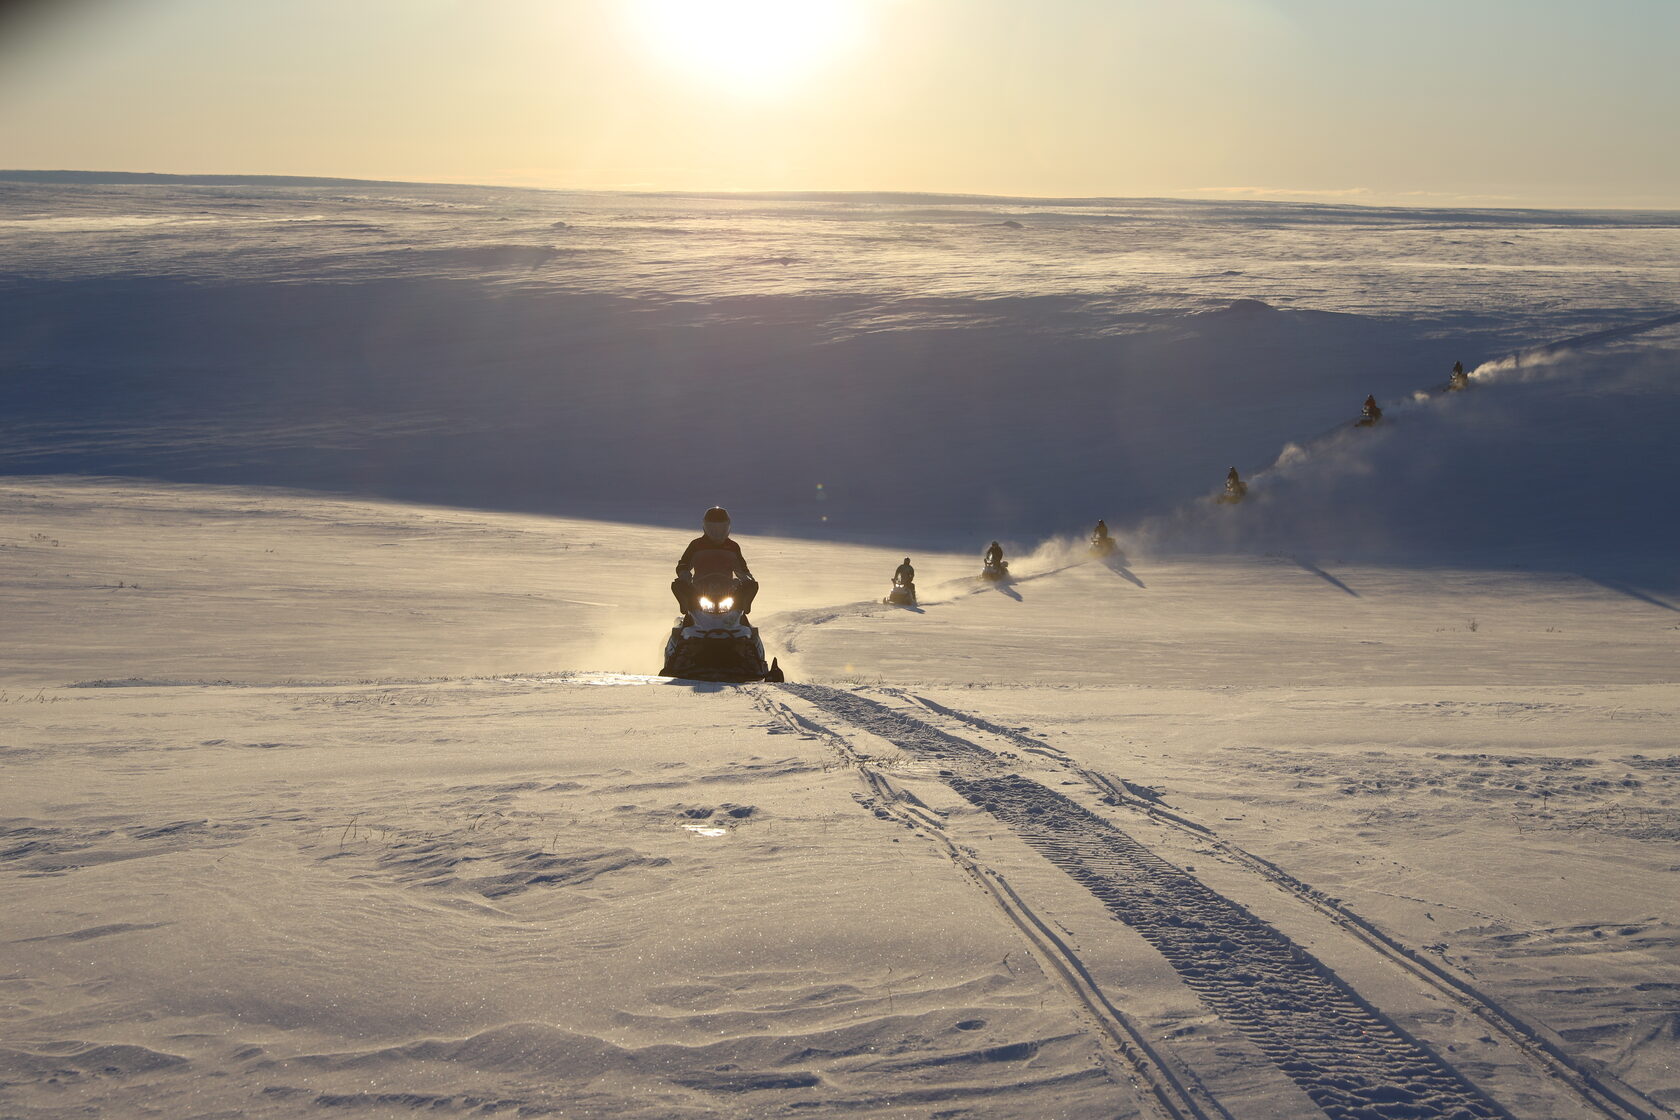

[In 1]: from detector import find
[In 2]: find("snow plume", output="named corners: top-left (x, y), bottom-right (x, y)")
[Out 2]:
top-left (1467, 348), bottom-right (1572, 386)
top-left (577, 602), bottom-right (678, 677)
top-left (1474, 309), bottom-right (1680, 386)
top-left (1009, 534), bottom-right (1095, 577)
top-left (1128, 335), bottom-right (1680, 571)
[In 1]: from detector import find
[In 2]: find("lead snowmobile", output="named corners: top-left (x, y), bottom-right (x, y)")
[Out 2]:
top-left (660, 572), bottom-right (784, 683)
top-left (1089, 520), bottom-right (1118, 557)
top-left (980, 541), bottom-right (1010, 582)
top-left (1447, 360), bottom-right (1470, 392)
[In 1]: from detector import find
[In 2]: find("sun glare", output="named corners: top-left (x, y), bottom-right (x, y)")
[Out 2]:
top-left (630, 0), bottom-right (867, 94)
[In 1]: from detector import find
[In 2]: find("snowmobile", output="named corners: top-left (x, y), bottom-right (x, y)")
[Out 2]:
top-left (660, 573), bottom-right (784, 683)
top-left (1447, 361), bottom-right (1470, 392)
top-left (1216, 468), bottom-right (1248, 505)
top-left (885, 574), bottom-right (917, 607)
top-left (1355, 397), bottom-right (1383, 427)
top-left (980, 557), bottom-right (1010, 582)
top-left (1088, 522), bottom-right (1118, 557)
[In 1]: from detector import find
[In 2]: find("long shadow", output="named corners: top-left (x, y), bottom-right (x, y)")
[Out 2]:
top-left (1584, 576), bottom-right (1680, 613)
top-left (993, 582), bottom-right (1024, 602)
top-left (1293, 557), bottom-right (1360, 598)
top-left (1099, 555), bottom-right (1146, 588)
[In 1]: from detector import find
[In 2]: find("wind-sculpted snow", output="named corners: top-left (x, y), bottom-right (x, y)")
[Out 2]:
top-left (5, 475), bottom-right (1679, 1117)
top-left (3, 178), bottom-right (1677, 562)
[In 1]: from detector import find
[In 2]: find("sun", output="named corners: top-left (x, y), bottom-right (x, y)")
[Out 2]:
top-left (629, 0), bottom-right (868, 94)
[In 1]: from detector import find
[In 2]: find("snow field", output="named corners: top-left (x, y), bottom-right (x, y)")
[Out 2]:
top-left (3, 675), bottom-right (1134, 1117)
top-left (4, 477), bottom-right (1678, 1117)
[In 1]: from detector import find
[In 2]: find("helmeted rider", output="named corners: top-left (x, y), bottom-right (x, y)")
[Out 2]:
top-left (1092, 520), bottom-right (1110, 543)
top-left (894, 557), bottom-right (915, 587)
top-left (673, 507), bottom-right (757, 620)
top-left (1361, 394), bottom-right (1382, 421)
top-left (984, 541), bottom-right (1005, 568)
top-left (1226, 467), bottom-right (1243, 493)
top-left (1448, 360), bottom-right (1468, 390)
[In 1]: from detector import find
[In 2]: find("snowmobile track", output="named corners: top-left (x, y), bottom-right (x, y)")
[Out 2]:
top-left (948, 771), bottom-right (1507, 1120)
top-left (896, 691), bottom-right (1676, 1120)
top-left (765, 685), bottom-right (1221, 1120)
top-left (771, 683), bottom-right (1613, 1120)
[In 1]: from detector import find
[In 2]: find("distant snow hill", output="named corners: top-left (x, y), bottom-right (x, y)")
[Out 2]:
top-left (1139, 313), bottom-right (1680, 574)
top-left (1, 176), bottom-right (1675, 579)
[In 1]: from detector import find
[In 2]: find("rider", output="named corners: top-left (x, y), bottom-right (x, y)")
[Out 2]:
top-left (984, 541), bottom-right (1005, 569)
top-left (1226, 467), bottom-right (1246, 497)
top-left (894, 557), bottom-right (915, 587)
top-left (672, 507), bottom-right (757, 620)
top-left (1092, 519), bottom-right (1110, 544)
top-left (1449, 360), bottom-right (1468, 390)
top-left (1362, 394), bottom-right (1382, 422)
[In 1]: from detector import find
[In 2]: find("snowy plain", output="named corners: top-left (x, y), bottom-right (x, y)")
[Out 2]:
top-left (2, 176), bottom-right (1678, 1119)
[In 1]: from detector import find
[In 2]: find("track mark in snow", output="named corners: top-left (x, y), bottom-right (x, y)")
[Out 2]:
top-left (778, 683), bottom-right (1001, 767)
top-left (907, 693), bottom-right (1678, 1120)
top-left (768, 685), bottom-right (1214, 1120)
top-left (951, 772), bottom-right (1505, 1120)
top-left (777, 683), bottom-right (1520, 1120)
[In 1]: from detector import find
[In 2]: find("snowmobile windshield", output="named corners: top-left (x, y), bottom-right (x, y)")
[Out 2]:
top-left (693, 573), bottom-right (741, 614)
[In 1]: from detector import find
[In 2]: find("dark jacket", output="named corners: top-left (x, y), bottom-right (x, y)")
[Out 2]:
top-left (677, 535), bottom-right (751, 580)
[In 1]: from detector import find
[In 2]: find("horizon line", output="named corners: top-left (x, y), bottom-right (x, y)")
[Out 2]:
top-left (3, 168), bottom-right (1677, 216)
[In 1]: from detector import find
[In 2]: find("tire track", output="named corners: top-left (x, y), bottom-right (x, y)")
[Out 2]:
top-left (760, 686), bottom-right (1221, 1120)
top-left (897, 691), bottom-right (1675, 1120)
top-left (775, 682), bottom-right (1517, 1120)
top-left (951, 771), bottom-right (1506, 1120)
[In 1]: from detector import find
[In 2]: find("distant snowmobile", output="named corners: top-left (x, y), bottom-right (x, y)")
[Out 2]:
top-left (1089, 520), bottom-right (1118, 557)
top-left (1217, 467), bottom-right (1248, 504)
top-left (1355, 395), bottom-right (1383, 427)
top-left (886, 557), bottom-right (917, 606)
top-left (1447, 361), bottom-right (1470, 391)
top-left (981, 541), bottom-right (1010, 582)
top-left (660, 572), bottom-right (783, 683)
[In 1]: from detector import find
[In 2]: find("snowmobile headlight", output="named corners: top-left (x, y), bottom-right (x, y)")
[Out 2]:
top-left (717, 596), bottom-right (734, 611)
top-left (698, 596), bottom-right (716, 611)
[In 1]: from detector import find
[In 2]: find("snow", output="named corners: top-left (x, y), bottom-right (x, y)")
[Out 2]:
top-left (2, 176), bottom-right (1678, 1119)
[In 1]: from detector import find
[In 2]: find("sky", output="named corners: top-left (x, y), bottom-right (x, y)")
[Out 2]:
top-left (0, 0), bottom-right (1675, 208)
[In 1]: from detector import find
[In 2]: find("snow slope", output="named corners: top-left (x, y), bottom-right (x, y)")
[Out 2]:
top-left (4, 478), bottom-right (1678, 1119)
top-left (3, 178), bottom-right (1678, 1119)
